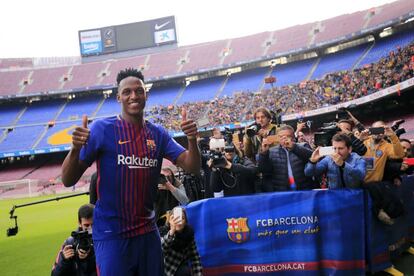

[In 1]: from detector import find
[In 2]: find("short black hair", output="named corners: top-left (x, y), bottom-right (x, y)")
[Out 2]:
top-left (400, 138), bottom-right (411, 145)
top-left (116, 68), bottom-right (144, 85)
top-left (332, 133), bottom-right (352, 148)
top-left (78, 204), bottom-right (94, 223)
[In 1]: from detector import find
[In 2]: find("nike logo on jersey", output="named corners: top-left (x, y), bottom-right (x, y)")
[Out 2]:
top-left (118, 139), bottom-right (131, 145)
top-left (155, 21), bottom-right (170, 30)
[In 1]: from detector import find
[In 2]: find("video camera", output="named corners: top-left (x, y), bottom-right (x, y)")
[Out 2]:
top-left (246, 123), bottom-right (261, 138)
top-left (71, 230), bottom-right (93, 253)
top-left (314, 122), bottom-right (341, 147)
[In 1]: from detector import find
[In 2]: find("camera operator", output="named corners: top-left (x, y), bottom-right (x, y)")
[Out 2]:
top-left (51, 204), bottom-right (96, 276)
top-left (208, 144), bottom-right (257, 197)
top-left (243, 107), bottom-right (278, 161)
top-left (155, 167), bottom-right (189, 226)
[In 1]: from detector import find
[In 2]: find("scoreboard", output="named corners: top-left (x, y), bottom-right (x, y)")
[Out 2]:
top-left (78, 16), bottom-right (177, 57)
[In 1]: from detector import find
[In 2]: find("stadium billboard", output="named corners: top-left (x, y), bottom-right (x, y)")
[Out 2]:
top-left (78, 16), bottom-right (177, 57)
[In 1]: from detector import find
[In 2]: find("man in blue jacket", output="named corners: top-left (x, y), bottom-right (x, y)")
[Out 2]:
top-left (305, 133), bottom-right (366, 189)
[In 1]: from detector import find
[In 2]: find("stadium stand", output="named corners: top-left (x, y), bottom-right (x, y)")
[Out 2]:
top-left (0, 125), bottom-right (44, 152)
top-left (312, 11), bottom-right (366, 45)
top-left (176, 76), bottom-right (225, 104)
top-left (17, 99), bottom-right (64, 125)
top-left (57, 95), bottom-right (101, 121)
top-left (146, 84), bottom-right (183, 107)
top-left (22, 66), bottom-right (70, 95)
top-left (357, 29), bottom-right (414, 66)
top-left (180, 40), bottom-right (228, 73)
top-left (366, 0), bottom-right (414, 29)
top-left (0, 70), bottom-right (31, 96)
top-left (94, 95), bottom-right (118, 118)
top-left (101, 55), bottom-right (147, 86)
top-left (0, 104), bottom-right (23, 127)
top-left (145, 47), bottom-right (187, 78)
top-left (35, 121), bottom-right (79, 149)
top-left (267, 23), bottom-right (314, 54)
top-left (62, 62), bottom-right (107, 90)
top-left (0, 58), bottom-right (33, 69)
top-left (311, 43), bottom-right (370, 79)
top-left (221, 67), bottom-right (269, 96)
top-left (273, 58), bottom-right (316, 86)
top-left (222, 32), bottom-right (270, 65)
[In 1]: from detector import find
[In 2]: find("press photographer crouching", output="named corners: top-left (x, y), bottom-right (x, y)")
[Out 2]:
top-left (208, 143), bottom-right (257, 197)
top-left (51, 204), bottom-right (96, 276)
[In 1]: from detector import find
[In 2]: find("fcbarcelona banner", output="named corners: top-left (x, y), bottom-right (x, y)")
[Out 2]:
top-left (186, 189), bottom-right (366, 276)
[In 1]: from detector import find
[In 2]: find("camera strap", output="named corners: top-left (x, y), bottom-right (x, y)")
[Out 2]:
top-left (219, 170), bottom-right (237, 189)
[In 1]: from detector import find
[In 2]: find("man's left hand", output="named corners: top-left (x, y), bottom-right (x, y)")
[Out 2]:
top-left (180, 108), bottom-right (198, 139)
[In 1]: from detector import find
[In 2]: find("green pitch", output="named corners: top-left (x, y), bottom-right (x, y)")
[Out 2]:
top-left (0, 194), bottom-right (90, 276)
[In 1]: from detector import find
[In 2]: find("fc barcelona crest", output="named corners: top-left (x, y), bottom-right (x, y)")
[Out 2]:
top-left (146, 139), bottom-right (156, 150)
top-left (226, 217), bottom-right (250, 243)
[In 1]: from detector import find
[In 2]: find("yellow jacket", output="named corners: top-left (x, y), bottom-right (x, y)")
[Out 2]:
top-left (363, 134), bottom-right (404, 183)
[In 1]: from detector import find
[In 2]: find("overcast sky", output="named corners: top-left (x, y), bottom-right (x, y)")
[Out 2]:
top-left (0, 0), bottom-right (396, 58)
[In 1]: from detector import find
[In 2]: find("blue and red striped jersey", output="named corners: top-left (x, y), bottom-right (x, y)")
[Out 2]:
top-left (80, 116), bottom-right (185, 240)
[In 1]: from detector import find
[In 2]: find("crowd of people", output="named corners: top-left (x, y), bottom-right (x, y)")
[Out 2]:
top-left (146, 42), bottom-right (414, 132)
top-left (52, 40), bottom-right (414, 275)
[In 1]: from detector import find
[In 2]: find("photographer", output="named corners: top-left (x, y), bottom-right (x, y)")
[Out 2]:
top-left (51, 204), bottom-right (96, 276)
top-left (209, 145), bottom-right (257, 197)
top-left (305, 133), bottom-right (366, 189)
top-left (258, 125), bottom-right (318, 192)
top-left (243, 107), bottom-right (277, 161)
top-left (362, 121), bottom-right (405, 225)
top-left (337, 119), bottom-right (368, 156)
top-left (155, 167), bottom-right (189, 226)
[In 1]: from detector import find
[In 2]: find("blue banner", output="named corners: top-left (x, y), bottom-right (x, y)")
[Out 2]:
top-left (186, 190), bottom-right (366, 275)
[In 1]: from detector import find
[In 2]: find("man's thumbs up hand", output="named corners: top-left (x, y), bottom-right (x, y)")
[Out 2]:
top-left (72, 114), bottom-right (90, 150)
top-left (180, 108), bottom-right (197, 140)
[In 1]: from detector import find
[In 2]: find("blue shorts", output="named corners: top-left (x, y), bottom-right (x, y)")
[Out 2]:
top-left (94, 230), bottom-right (163, 276)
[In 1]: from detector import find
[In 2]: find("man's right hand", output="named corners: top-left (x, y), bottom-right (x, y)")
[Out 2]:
top-left (310, 147), bottom-right (321, 163)
top-left (72, 115), bottom-right (90, 150)
top-left (62, 245), bottom-right (75, 260)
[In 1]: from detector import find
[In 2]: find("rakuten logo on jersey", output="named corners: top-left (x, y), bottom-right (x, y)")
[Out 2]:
top-left (117, 154), bottom-right (158, 169)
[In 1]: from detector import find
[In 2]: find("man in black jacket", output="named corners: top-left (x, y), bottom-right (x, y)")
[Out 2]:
top-left (258, 125), bottom-right (318, 191)
top-left (210, 145), bottom-right (257, 197)
top-left (51, 204), bottom-right (96, 276)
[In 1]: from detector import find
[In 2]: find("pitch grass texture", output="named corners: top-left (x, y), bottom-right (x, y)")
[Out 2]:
top-left (0, 194), bottom-right (89, 276)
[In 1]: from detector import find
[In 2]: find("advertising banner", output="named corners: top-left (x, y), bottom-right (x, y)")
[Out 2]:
top-left (186, 190), bottom-right (366, 275)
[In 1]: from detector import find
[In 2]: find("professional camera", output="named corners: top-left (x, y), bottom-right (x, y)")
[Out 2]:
top-left (314, 122), bottom-right (341, 146)
top-left (246, 123), bottom-right (261, 138)
top-left (71, 230), bottom-right (93, 253)
top-left (391, 119), bottom-right (406, 137)
top-left (210, 151), bottom-right (227, 168)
